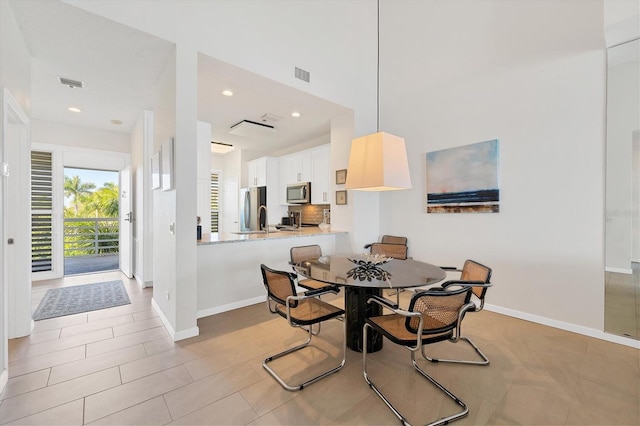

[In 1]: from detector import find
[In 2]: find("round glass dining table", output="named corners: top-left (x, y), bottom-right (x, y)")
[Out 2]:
top-left (294, 255), bottom-right (446, 353)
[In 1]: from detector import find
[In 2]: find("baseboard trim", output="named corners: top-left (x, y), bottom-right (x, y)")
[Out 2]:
top-left (134, 275), bottom-right (153, 289)
top-left (0, 369), bottom-right (8, 394)
top-left (197, 296), bottom-right (265, 319)
top-left (485, 304), bottom-right (640, 349)
top-left (605, 266), bottom-right (633, 274)
top-left (151, 298), bottom-right (199, 342)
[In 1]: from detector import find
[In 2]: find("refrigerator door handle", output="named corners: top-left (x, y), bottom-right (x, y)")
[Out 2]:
top-left (243, 190), bottom-right (250, 230)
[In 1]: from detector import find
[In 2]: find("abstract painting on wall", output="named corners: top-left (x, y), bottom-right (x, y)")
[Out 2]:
top-left (426, 139), bottom-right (500, 213)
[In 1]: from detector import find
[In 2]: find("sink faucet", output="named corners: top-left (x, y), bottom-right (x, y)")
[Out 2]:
top-left (258, 205), bottom-right (269, 235)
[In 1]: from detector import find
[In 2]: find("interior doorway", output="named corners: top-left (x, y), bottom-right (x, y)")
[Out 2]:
top-left (63, 167), bottom-right (120, 275)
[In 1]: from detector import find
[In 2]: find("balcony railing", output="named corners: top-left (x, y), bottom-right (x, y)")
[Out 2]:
top-left (64, 217), bottom-right (119, 258)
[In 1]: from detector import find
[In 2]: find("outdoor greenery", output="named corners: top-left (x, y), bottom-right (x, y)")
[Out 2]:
top-left (64, 175), bottom-right (120, 257)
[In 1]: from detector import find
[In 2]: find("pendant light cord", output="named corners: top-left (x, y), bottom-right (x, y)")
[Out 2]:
top-left (376, 0), bottom-right (380, 132)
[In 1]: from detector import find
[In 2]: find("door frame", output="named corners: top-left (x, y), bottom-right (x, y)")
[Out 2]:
top-left (119, 166), bottom-right (133, 278)
top-left (31, 144), bottom-right (131, 281)
top-left (2, 88), bottom-right (31, 394)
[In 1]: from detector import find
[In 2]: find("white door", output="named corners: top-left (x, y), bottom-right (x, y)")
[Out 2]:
top-left (119, 167), bottom-right (133, 278)
top-left (223, 177), bottom-right (239, 232)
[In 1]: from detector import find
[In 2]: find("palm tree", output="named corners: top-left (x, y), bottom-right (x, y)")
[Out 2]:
top-left (64, 175), bottom-right (96, 216)
top-left (88, 182), bottom-right (119, 218)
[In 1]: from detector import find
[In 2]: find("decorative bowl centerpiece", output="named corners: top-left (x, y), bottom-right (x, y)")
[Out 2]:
top-left (346, 253), bottom-right (392, 282)
top-left (347, 253), bottom-right (392, 266)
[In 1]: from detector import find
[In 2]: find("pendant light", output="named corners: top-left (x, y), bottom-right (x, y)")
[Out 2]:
top-left (344, 0), bottom-right (412, 191)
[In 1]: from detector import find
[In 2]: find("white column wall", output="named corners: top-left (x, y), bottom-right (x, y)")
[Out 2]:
top-left (197, 121), bottom-right (212, 234)
top-left (173, 42), bottom-right (199, 338)
top-left (151, 47), bottom-right (178, 336)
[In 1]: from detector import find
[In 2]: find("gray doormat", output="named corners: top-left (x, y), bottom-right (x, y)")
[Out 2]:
top-left (32, 280), bottom-right (131, 321)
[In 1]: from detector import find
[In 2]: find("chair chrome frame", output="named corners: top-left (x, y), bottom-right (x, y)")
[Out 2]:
top-left (261, 265), bottom-right (346, 391)
top-left (287, 245), bottom-right (342, 335)
top-left (363, 290), bottom-right (475, 426)
top-left (423, 260), bottom-right (493, 366)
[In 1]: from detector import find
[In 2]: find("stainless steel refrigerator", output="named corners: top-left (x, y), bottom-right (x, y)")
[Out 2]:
top-left (240, 186), bottom-right (267, 231)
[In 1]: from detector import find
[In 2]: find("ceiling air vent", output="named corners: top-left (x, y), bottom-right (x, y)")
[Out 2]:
top-left (229, 120), bottom-right (276, 137)
top-left (261, 113), bottom-right (282, 123)
top-left (294, 67), bottom-right (310, 83)
top-left (57, 76), bottom-right (84, 89)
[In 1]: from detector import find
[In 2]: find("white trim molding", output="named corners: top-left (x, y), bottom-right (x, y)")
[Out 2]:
top-left (196, 295), bottom-right (264, 319)
top-left (0, 369), bottom-right (7, 394)
top-left (605, 266), bottom-right (633, 274)
top-left (151, 298), bottom-right (199, 342)
top-left (485, 304), bottom-right (640, 349)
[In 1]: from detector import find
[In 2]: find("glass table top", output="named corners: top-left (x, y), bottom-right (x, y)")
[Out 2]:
top-left (294, 254), bottom-right (447, 290)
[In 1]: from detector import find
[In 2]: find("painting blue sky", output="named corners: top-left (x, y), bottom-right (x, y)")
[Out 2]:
top-left (426, 139), bottom-right (500, 213)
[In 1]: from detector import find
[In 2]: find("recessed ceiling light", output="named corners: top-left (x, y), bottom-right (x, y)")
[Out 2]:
top-left (291, 112), bottom-right (301, 118)
top-left (222, 90), bottom-right (233, 97)
top-left (67, 107), bottom-right (81, 113)
top-left (111, 119), bottom-right (123, 125)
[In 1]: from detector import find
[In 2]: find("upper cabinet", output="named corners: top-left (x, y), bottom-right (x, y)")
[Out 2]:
top-left (278, 144), bottom-right (331, 205)
top-left (311, 145), bottom-right (330, 205)
top-left (248, 156), bottom-right (274, 187)
top-left (281, 151), bottom-right (312, 185)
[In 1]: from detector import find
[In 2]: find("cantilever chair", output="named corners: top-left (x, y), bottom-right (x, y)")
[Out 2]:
top-left (289, 245), bottom-right (337, 291)
top-left (364, 235), bottom-right (409, 260)
top-left (363, 286), bottom-right (475, 426)
top-left (364, 236), bottom-right (409, 304)
top-left (260, 264), bottom-right (346, 391)
top-left (424, 259), bottom-right (493, 365)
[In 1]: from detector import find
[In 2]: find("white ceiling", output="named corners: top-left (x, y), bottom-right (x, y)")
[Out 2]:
top-left (10, 0), bottom-right (351, 154)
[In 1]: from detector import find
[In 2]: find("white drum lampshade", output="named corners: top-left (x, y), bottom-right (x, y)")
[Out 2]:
top-left (344, 131), bottom-right (412, 191)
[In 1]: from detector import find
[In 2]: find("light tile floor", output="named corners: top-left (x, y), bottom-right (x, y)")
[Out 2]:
top-left (1, 271), bottom-right (639, 425)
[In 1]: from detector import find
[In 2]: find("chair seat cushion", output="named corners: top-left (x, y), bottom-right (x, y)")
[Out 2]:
top-left (367, 314), bottom-right (453, 345)
top-left (276, 298), bottom-right (344, 326)
top-left (298, 278), bottom-right (333, 291)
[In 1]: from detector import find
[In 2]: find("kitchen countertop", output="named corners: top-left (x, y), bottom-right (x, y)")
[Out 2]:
top-left (197, 226), bottom-right (346, 245)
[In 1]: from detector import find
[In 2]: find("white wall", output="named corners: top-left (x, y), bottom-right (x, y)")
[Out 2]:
top-left (0, 0), bottom-right (32, 393)
top-left (379, 0), bottom-right (606, 331)
top-left (0, 0), bottom-right (31, 115)
top-left (31, 120), bottom-right (130, 153)
top-left (604, 0), bottom-right (640, 47)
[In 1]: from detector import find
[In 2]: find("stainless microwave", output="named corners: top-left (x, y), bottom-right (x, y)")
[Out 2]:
top-left (286, 182), bottom-right (311, 204)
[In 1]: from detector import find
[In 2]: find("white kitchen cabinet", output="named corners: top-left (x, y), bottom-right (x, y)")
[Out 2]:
top-left (311, 144), bottom-right (330, 205)
top-left (278, 151), bottom-right (312, 204)
top-left (277, 144), bottom-right (331, 205)
top-left (281, 152), bottom-right (311, 184)
top-left (247, 156), bottom-right (283, 219)
top-left (247, 156), bottom-right (269, 187)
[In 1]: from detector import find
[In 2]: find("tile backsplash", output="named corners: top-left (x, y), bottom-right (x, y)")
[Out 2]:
top-left (288, 204), bottom-right (330, 225)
